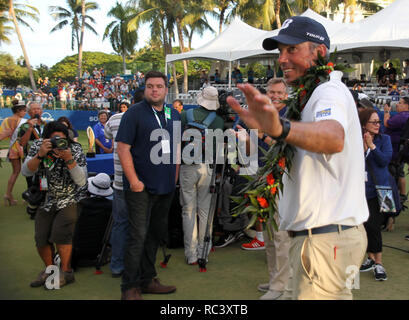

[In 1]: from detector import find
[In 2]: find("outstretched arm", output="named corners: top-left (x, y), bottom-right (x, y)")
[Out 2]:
top-left (227, 84), bottom-right (344, 154)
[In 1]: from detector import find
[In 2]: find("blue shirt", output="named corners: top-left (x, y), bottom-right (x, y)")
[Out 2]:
top-left (93, 122), bottom-right (112, 153)
top-left (115, 99), bottom-right (181, 195)
top-left (365, 134), bottom-right (393, 199)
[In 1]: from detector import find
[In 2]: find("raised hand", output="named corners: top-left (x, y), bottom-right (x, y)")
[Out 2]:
top-left (227, 84), bottom-right (282, 138)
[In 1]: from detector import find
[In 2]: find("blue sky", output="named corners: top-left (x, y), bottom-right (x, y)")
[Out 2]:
top-left (1, 0), bottom-right (218, 68)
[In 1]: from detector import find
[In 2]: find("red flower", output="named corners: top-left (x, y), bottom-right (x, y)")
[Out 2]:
top-left (278, 157), bottom-right (286, 169)
top-left (266, 173), bottom-right (275, 186)
top-left (270, 187), bottom-right (277, 195)
top-left (257, 196), bottom-right (269, 208)
top-left (327, 62), bottom-right (334, 67)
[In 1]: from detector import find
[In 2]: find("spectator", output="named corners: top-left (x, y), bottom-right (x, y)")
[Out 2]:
top-left (116, 70), bottom-right (180, 300)
top-left (247, 67), bottom-right (254, 84)
top-left (22, 121), bottom-right (87, 290)
top-left (93, 110), bottom-right (113, 154)
top-left (383, 97), bottom-right (409, 230)
top-left (387, 62), bottom-right (397, 84)
top-left (214, 69), bottom-right (221, 84)
top-left (358, 108), bottom-right (392, 281)
top-left (235, 68), bottom-right (243, 84)
top-left (57, 116), bottom-right (79, 142)
top-left (179, 86), bottom-right (224, 265)
top-left (172, 99), bottom-right (183, 114)
top-left (0, 100), bottom-right (27, 206)
top-left (104, 100), bottom-right (129, 278)
top-left (376, 64), bottom-right (387, 84)
top-left (200, 70), bottom-right (208, 87)
top-left (17, 101), bottom-right (46, 219)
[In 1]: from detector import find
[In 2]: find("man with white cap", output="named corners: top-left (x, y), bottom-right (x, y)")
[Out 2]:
top-left (179, 86), bottom-right (224, 265)
top-left (227, 16), bottom-right (368, 299)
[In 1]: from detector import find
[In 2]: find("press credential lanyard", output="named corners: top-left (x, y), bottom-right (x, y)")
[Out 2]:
top-left (152, 106), bottom-right (171, 154)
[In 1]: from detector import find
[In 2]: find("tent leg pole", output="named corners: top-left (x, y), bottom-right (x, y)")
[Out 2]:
top-left (229, 61), bottom-right (232, 90)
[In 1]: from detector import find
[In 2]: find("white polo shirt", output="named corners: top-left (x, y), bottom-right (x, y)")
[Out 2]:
top-left (278, 71), bottom-right (369, 231)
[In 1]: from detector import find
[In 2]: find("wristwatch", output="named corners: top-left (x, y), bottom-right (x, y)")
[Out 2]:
top-left (65, 159), bottom-right (75, 165)
top-left (272, 118), bottom-right (291, 142)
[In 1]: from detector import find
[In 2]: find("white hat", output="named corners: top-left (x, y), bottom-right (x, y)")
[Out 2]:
top-left (196, 86), bottom-right (220, 111)
top-left (87, 173), bottom-right (113, 197)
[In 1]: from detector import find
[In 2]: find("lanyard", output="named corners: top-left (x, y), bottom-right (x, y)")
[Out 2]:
top-left (152, 106), bottom-right (167, 129)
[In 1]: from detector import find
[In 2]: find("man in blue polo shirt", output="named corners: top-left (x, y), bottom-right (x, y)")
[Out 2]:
top-left (116, 71), bottom-right (180, 300)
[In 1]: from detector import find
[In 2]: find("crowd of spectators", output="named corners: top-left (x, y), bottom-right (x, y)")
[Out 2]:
top-left (4, 70), bottom-right (146, 112)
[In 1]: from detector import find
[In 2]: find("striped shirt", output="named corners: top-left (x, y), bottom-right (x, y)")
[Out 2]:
top-left (104, 112), bottom-right (125, 190)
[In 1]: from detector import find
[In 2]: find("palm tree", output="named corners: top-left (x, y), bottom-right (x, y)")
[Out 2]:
top-left (49, 0), bottom-right (99, 77)
top-left (103, 2), bottom-right (138, 74)
top-left (6, 0), bottom-right (39, 91)
top-left (0, 13), bottom-right (13, 45)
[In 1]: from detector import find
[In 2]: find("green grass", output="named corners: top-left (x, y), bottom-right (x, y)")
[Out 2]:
top-left (0, 156), bottom-right (408, 300)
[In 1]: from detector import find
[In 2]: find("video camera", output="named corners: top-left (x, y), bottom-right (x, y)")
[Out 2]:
top-left (217, 89), bottom-right (246, 129)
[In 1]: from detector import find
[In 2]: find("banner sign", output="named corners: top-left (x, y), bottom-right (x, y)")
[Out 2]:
top-left (0, 109), bottom-right (99, 131)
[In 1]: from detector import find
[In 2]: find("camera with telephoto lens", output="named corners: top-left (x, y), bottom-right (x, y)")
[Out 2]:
top-left (50, 136), bottom-right (69, 150)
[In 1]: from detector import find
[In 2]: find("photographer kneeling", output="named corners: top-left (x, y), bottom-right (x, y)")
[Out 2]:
top-left (22, 121), bottom-right (87, 289)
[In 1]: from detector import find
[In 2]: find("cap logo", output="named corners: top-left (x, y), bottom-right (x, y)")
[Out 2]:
top-left (306, 32), bottom-right (325, 41)
top-left (281, 19), bottom-right (293, 30)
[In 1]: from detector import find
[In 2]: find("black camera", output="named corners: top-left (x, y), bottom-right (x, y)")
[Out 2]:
top-left (34, 114), bottom-right (41, 120)
top-left (50, 136), bottom-right (69, 150)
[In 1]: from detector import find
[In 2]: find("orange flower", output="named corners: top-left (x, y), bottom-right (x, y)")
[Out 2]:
top-left (270, 186), bottom-right (277, 195)
top-left (266, 173), bottom-right (275, 186)
top-left (257, 196), bottom-right (269, 208)
top-left (278, 157), bottom-right (286, 169)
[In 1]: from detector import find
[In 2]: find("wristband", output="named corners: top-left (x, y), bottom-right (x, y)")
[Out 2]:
top-left (261, 134), bottom-right (268, 142)
top-left (272, 118), bottom-right (291, 142)
top-left (65, 159), bottom-right (75, 165)
top-left (37, 154), bottom-right (44, 161)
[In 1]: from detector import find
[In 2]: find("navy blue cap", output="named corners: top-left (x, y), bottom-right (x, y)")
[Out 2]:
top-left (262, 16), bottom-right (330, 51)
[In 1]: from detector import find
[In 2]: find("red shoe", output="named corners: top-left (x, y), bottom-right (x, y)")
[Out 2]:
top-left (241, 237), bottom-right (265, 251)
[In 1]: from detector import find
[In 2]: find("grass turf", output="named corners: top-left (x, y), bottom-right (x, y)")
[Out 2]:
top-left (0, 142), bottom-right (408, 300)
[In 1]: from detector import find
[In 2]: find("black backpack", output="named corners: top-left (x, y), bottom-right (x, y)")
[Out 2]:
top-left (71, 196), bottom-right (112, 269)
top-left (182, 108), bottom-right (217, 163)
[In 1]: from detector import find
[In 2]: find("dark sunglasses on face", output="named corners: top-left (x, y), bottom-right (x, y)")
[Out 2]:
top-left (368, 121), bottom-right (381, 125)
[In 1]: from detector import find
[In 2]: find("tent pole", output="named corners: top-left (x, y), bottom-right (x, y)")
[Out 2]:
top-left (228, 61), bottom-right (232, 90)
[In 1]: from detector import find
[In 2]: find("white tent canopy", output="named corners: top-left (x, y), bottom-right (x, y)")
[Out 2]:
top-left (165, 18), bottom-right (269, 63)
top-left (166, 0), bottom-right (409, 85)
top-left (331, 0), bottom-right (409, 55)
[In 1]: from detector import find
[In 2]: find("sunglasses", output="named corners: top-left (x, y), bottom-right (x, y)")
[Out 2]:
top-left (368, 120), bottom-right (381, 125)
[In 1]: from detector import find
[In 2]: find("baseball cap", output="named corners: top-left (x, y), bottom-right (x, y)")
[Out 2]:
top-left (262, 16), bottom-right (330, 51)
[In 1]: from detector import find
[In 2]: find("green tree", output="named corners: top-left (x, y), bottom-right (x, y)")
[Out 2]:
top-left (49, 51), bottom-right (123, 81)
top-left (8, 0), bottom-right (39, 91)
top-left (0, 52), bottom-right (28, 87)
top-left (103, 2), bottom-right (138, 74)
top-left (49, 0), bottom-right (99, 77)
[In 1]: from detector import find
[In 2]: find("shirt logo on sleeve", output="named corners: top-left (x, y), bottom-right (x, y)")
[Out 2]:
top-left (316, 108), bottom-right (331, 118)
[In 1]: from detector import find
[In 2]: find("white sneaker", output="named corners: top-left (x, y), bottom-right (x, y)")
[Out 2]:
top-left (260, 290), bottom-right (283, 300)
top-left (257, 283), bottom-right (270, 292)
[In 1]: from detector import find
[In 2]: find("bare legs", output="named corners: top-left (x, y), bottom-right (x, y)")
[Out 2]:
top-left (5, 158), bottom-right (21, 205)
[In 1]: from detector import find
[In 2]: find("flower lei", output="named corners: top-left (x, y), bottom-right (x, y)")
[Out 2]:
top-left (231, 55), bottom-right (350, 239)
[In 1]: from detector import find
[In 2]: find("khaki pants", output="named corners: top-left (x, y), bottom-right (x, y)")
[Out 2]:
top-left (288, 224), bottom-right (367, 300)
top-left (263, 215), bottom-right (291, 292)
top-left (179, 164), bottom-right (213, 264)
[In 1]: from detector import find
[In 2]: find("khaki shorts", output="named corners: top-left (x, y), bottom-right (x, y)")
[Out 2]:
top-left (34, 203), bottom-right (78, 247)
